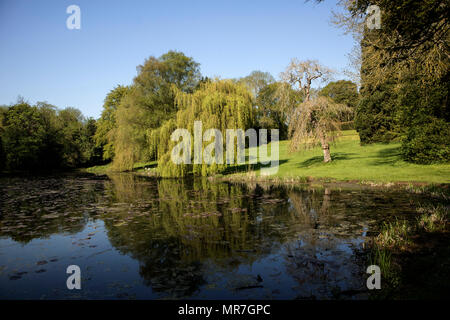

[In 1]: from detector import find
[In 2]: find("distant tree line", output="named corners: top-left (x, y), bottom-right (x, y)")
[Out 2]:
top-left (0, 100), bottom-right (102, 172)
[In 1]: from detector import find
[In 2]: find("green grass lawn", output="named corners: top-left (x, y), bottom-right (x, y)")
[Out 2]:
top-left (86, 130), bottom-right (449, 184)
top-left (242, 130), bottom-right (450, 183)
top-left (85, 160), bottom-right (156, 174)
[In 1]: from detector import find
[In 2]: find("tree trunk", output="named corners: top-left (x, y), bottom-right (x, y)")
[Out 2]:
top-left (320, 134), bottom-right (332, 163)
top-left (305, 87), bottom-right (310, 102)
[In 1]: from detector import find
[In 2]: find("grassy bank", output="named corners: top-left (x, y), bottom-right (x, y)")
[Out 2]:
top-left (85, 130), bottom-right (450, 184)
top-left (367, 203), bottom-right (449, 299)
top-left (85, 161), bottom-right (156, 175)
top-left (225, 130), bottom-right (450, 184)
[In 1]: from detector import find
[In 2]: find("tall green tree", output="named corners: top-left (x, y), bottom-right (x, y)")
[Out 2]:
top-left (256, 82), bottom-right (300, 140)
top-left (81, 118), bottom-right (103, 166)
top-left (239, 72), bottom-right (293, 139)
top-left (319, 80), bottom-right (359, 126)
top-left (113, 51), bottom-right (201, 171)
top-left (0, 100), bottom-right (104, 171)
top-left (239, 70), bottom-right (275, 98)
top-left (0, 105), bottom-right (9, 171)
top-left (329, 0), bottom-right (449, 162)
top-left (157, 80), bottom-right (255, 177)
top-left (355, 80), bottom-right (401, 144)
top-left (319, 80), bottom-right (359, 109)
top-left (94, 85), bottom-right (130, 161)
top-left (2, 103), bottom-right (47, 170)
top-left (35, 102), bottom-right (65, 168)
top-left (57, 107), bottom-right (86, 167)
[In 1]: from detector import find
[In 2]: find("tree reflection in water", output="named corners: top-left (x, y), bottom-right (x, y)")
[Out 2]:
top-left (1, 173), bottom-right (415, 299)
top-left (100, 175), bottom-right (371, 298)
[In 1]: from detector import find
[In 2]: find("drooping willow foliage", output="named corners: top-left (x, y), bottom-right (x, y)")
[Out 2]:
top-left (288, 96), bottom-right (353, 154)
top-left (157, 80), bottom-right (255, 177)
top-left (112, 88), bottom-right (146, 172)
top-left (112, 51), bottom-right (201, 172)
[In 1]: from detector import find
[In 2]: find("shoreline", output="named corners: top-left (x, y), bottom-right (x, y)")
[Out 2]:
top-left (128, 170), bottom-right (449, 198)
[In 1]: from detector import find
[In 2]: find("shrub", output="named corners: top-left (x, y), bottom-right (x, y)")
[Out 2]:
top-left (401, 117), bottom-right (450, 164)
top-left (355, 84), bottom-right (400, 144)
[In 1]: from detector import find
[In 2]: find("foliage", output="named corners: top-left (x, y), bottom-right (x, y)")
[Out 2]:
top-left (255, 82), bottom-right (297, 140)
top-left (0, 101), bottom-right (102, 171)
top-left (319, 80), bottom-right (359, 109)
top-left (157, 80), bottom-right (255, 177)
top-left (375, 219), bottom-right (411, 249)
top-left (0, 135), bottom-right (4, 172)
top-left (288, 96), bottom-right (353, 162)
top-left (0, 105), bottom-right (9, 171)
top-left (353, 0), bottom-right (449, 84)
top-left (355, 81), bottom-right (400, 144)
top-left (57, 107), bottom-right (87, 167)
top-left (329, 0), bottom-right (449, 164)
top-left (402, 117), bottom-right (450, 164)
top-left (94, 85), bottom-right (130, 161)
top-left (277, 59), bottom-right (355, 162)
top-left (2, 103), bottom-right (47, 170)
top-left (112, 51), bottom-right (201, 171)
top-left (396, 71), bottom-right (449, 163)
top-left (417, 204), bottom-right (448, 232)
top-left (81, 118), bottom-right (103, 165)
top-left (239, 70), bottom-right (275, 98)
top-left (238, 71), bottom-right (287, 138)
top-left (319, 80), bottom-right (359, 126)
top-left (326, 0), bottom-right (449, 84)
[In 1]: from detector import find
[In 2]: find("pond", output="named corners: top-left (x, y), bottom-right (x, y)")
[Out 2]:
top-left (0, 173), bottom-right (439, 299)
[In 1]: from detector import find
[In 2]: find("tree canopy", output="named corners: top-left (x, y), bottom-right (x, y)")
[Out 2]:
top-left (157, 79), bottom-right (255, 177)
top-left (0, 101), bottom-right (101, 171)
top-left (94, 85), bottom-right (130, 161)
top-left (112, 51), bottom-right (201, 171)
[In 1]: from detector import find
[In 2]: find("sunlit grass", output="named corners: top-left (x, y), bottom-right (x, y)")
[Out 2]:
top-left (417, 204), bottom-right (449, 232)
top-left (86, 130), bottom-right (450, 183)
top-left (248, 130), bottom-right (450, 183)
top-left (85, 161), bottom-right (156, 174)
top-left (375, 219), bottom-right (411, 249)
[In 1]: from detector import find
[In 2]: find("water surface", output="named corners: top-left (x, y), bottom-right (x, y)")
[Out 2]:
top-left (0, 173), bottom-right (433, 299)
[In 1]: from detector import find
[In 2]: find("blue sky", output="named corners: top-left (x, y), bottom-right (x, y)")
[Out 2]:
top-left (0, 0), bottom-right (354, 119)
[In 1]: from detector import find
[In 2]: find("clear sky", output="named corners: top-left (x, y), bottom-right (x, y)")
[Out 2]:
top-left (0, 0), bottom-right (354, 119)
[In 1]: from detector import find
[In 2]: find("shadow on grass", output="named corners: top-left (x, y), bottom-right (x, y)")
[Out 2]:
top-left (370, 146), bottom-right (402, 166)
top-left (221, 159), bottom-right (289, 175)
top-left (297, 152), bottom-right (358, 168)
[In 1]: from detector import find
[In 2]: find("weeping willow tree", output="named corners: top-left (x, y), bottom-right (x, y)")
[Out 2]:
top-left (112, 51), bottom-right (201, 171)
top-left (277, 59), bottom-right (351, 162)
top-left (288, 96), bottom-right (352, 162)
top-left (112, 87), bottom-right (145, 171)
top-left (94, 85), bottom-right (130, 162)
top-left (157, 80), bottom-right (255, 177)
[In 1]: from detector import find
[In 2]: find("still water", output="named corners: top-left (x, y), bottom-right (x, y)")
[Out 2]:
top-left (0, 173), bottom-right (431, 299)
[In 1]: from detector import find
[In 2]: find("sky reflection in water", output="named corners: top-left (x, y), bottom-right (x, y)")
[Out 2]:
top-left (0, 173), bottom-right (425, 299)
